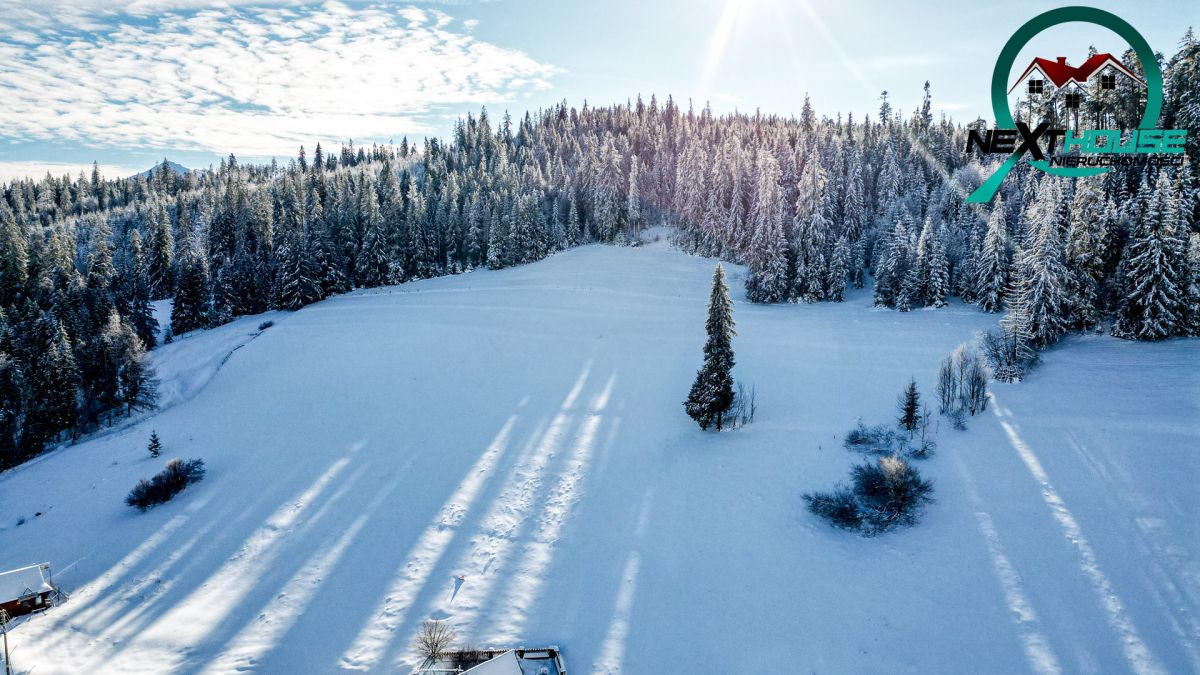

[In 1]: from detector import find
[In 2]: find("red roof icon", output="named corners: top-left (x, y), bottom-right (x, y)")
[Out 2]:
top-left (1008, 53), bottom-right (1145, 93)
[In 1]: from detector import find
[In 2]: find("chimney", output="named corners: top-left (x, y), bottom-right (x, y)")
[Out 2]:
top-left (1056, 57), bottom-right (1068, 66)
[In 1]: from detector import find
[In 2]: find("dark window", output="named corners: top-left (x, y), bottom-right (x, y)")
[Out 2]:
top-left (1064, 92), bottom-right (1081, 109)
top-left (1100, 74), bottom-right (1116, 90)
top-left (1028, 79), bottom-right (1045, 95)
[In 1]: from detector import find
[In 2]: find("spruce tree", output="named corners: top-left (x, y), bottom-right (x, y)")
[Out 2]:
top-left (0, 201), bottom-right (28, 307)
top-left (626, 156), bottom-right (642, 232)
top-left (827, 235), bottom-right (851, 303)
top-left (30, 321), bottom-right (80, 444)
top-left (792, 148), bottom-right (830, 302)
top-left (356, 183), bottom-right (388, 288)
top-left (977, 199), bottom-right (1009, 312)
top-left (745, 153), bottom-right (789, 303)
top-left (1113, 171), bottom-right (1187, 340)
top-left (125, 229), bottom-right (159, 348)
top-left (926, 223), bottom-right (950, 308)
top-left (1064, 178), bottom-right (1110, 329)
top-left (172, 254), bottom-right (211, 334)
top-left (148, 430), bottom-right (162, 458)
top-left (685, 265), bottom-right (737, 431)
top-left (0, 352), bottom-right (26, 467)
top-left (1010, 180), bottom-right (1070, 349)
top-left (147, 203), bottom-right (175, 300)
top-left (897, 378), bottom-right (922, 437)
top-left (1186, 233), bottom-right (1200, 336)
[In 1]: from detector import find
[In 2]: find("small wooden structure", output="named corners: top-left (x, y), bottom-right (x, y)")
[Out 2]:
top-left (0, 564), bottom-right (56, 619)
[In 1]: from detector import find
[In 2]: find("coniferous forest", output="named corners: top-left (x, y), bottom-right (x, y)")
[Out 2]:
top-left (1, 33), bottom-right (1198, 470)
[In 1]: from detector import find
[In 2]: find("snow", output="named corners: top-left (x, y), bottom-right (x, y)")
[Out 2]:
top-left (0, 240), bottom-right (1196, 674)
top-left (0, 564), bottom-right (53, 602)
top-left (151, 298), bottom-right (171, 343)
top-left (462, 650), bottom-right (521, 675)
top-left (150, 309), bottom-right (286, 410)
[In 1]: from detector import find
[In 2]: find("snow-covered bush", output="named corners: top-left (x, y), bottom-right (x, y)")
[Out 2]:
top-left (843, 421), bottom-right (904, 455)
top-left (805, 455), bottom-right (934, 535)
top-left (844, 418), bottom-right (934, 459)
top-left (258, 320), bottom-right (275, 331)
top-left (126, 458), bottom-right (206, 511)
top-left (804, 486), bottom-right (863, 531)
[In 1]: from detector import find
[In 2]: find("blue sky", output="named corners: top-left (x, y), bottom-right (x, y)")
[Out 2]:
top-left (0, 0), bottom-right (1193, 181)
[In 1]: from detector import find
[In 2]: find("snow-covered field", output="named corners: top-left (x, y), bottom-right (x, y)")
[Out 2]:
top-left (0, 240), bottom-right (1196, 674)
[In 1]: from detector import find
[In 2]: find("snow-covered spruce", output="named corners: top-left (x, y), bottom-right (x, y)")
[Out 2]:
top-left (684, 264), bottom-right (737, 431)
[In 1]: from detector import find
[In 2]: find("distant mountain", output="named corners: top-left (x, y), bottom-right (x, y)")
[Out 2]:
top-left (133, 160), bottom-right (190, 179)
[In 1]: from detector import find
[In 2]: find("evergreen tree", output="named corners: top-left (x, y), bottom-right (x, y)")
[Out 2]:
top-left (148, 430), bottom-right (162, 458)
top-left (977, 199), bottom-right (1009, 313)
top-left (685, 265), bottom-right (737, 431)
top-left (147, 203), bottom-right (175, 299)
top-left (100, 311), bottom-right (156, 416)
top-left (626, 156), bottom-right (642, 232)
top-left (745, 153), bottom-right (790, 303)
top-left (1113, 171), bottom-right (1187, 340)
top-left (1185, 233), bottom-right (1200, 336)
top-left (1010, 180), bottom-right (1070, 349)
top-left (171, 254), bottom-right (210, 334)
top-left (792, 148), bottom-right (830, 302)
top-left (356, 181), bottom-right (389, 287)
top-left (29, 321), bottom-right (80, 445)
top-left (1064, 178), bottom-right (1110, 329)
top-left (0, 201), bottom-right (28, 307)
top-left (124, 229), bottom-right (159, 348)
top-left (827, 235), bottom-right (851, 302)
top-left (896, 378), bottom-right (922, 437)
top-left (0, 351), bottom-right (26, 467)
top-left (874, 218), bottom-right (913, 307)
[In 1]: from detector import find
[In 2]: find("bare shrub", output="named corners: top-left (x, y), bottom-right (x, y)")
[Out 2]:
top-left (937, 343), bottom-right (991, 418)
top-left (962, 355), bottom-right (989, 415)
top-left (728, 381), bottom-right (757, 429)
top-left (415, 619), bottom-right (456, 661)
top-left (981, 329), bottom-right (1029, 383)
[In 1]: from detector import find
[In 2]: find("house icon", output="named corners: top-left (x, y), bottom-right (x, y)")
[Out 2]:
top-left (1009, 53), bottom-right (1145, 108)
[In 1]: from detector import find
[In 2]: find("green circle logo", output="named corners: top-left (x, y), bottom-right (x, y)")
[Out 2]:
top-left (966, 6), bottom-right (1169, 202)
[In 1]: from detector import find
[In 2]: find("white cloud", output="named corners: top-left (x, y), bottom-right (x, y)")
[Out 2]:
top-left (0, 2), bottom-right (559, 158)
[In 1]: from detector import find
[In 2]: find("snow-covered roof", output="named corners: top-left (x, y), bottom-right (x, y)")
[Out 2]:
top-left (0, 564), bottom-right (53, 603)
top-left (462, 650), bottom-right (523, 675)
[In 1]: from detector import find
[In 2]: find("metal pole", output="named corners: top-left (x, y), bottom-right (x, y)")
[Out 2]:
top-left (1, 609), bottom-right (12, 675)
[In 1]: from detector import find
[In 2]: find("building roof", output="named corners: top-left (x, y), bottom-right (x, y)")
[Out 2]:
top-left (0, 564), bottom-right (53, 603)
top-left (1009, 53), bottom-right (1145, 93)
top-left (462, 650), bottom-right (523, 675)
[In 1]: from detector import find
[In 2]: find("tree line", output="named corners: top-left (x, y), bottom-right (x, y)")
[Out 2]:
top-left (0, 30), bottom-right (1197, 468)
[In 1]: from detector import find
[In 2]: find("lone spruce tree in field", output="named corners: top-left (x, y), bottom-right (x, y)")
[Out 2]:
top-left (685, 265), bottom-right (737, 431)
top-left (897, 378), bottom-right (922, 438)
top-left (148, 430), bottom-right (162, 458)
